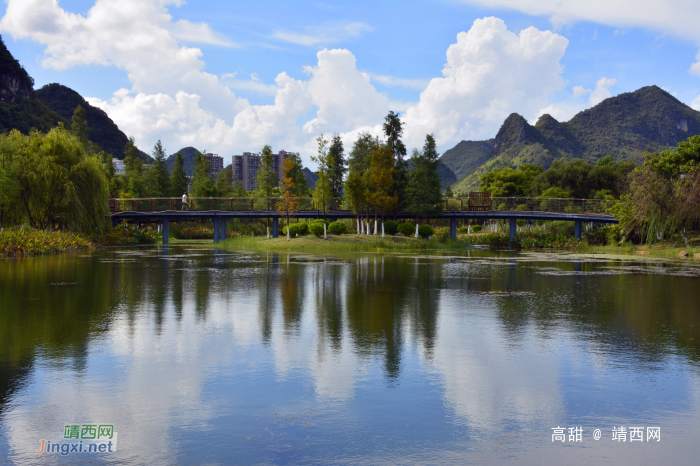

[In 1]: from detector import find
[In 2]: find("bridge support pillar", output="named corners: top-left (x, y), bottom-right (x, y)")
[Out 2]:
top-left (509, 218), bottom-right (517, 239)
top-left (575, 220), bottom-right (582, 240)
top-left (220, 218), bottom-right (227, 241)
top-left (450, 217), bottom-right (457, 241)
top-left (162, 218), bottom-right (169, 244)
top-left (213, 217), bottom-right (219, 243)
top-left (272, 217), bottom-right (279, 238)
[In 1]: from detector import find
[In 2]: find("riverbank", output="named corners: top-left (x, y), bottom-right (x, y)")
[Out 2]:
top-left (215, 233), bottom-right (466, 252)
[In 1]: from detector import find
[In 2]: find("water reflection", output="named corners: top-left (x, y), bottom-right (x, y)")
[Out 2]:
top-left (0, 248), bottom-right (699, 464)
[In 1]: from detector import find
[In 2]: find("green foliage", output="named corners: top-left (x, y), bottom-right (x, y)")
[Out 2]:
top-left (646, 134), bottom-right (700, 177)
top-left (0, 226), bottom-right (92, 257)
top-left (407, 134), bottom-right (444, 218)
top-left (384, 111), bottom-right (408, 210)
top-left (71, 104), bottom-right (89, 147)
top-left (479, 164), bottom-right (542, 197)
top-left (147, 140), bottom-right (170, 197)
top-left (328, 220), bottom-right (347, 235)
top-left (444, 185), bottom-right (454, 197)
top-left (530, 159), bottom-right (626, 198)
top-left (98, 223), bottom-right (159, 245)
top-left (0, 126), bottom-right (110, 233)
top-left (398, 222), bottom-right (415, 237)
top-left (309, 219), bottom-right (326, 237)
top-left (190, 151), bottom-right (215, 201)
top-left (170, 152), bottom-right (188, 196)
top-left (344, 170), bottom-right (366, 214)
top-left (383, 220), bottom-right (398, 235)
top-left (539, 186), bottom-right (571, 198)
top-left (418, 224), bottom-right (434, 239)
top-left (472, 232), bottom-right (580, 250)
top-left (312, 135), bottom-right (333, 219)
top-left (328, 135), bottom-right (346, 198)
top-left (365, 144), bottom-right (397, 215)
top-left (286, 155), bottom-right (310, 197)
top-left (215, 165), bottom-right (234, 197)
top-left (256, 144), bottom-right (278, 197)
top-left (283, 222), bottom-right (309, 237)
top-left (472, 224), bottom-right (483, 232)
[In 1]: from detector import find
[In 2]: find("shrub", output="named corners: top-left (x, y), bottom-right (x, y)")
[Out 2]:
top-left (297, 223), bottom-right (309, 235)
top-left (283, 223), bottom-right (309, 237)
top-left (0, 227), bottom-right (93, 257)
top-left (328, 221), bottom-right (347, 235)
top-left (175, 225), bottom-right (213, 239)
top-left (583, 229), bottom-right (607, 246)
top-left (418, 224), bottom-right (434, 239)
top-left (309, 220), bottom-right (325, 237)
top-left (434, 227), bottom-right (450, 239)
top-left (384, 220), bottom-right (398, 235)
top-left (398, 222), bottom-right (415, 237)
top-left (99, 223), bottom-right (160, 245)
top-left (599, 225), bottom-right (622, 245)
top-left (472, 225), bottom-right (483, 233)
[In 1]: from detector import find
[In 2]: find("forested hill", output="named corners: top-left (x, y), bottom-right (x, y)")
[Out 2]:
top-left (0, 36), bottom-right (67, 133)
top-left (447, 86), bottom-right (700, 192)
top-left (165, 147), bottom-right (202, 176)
top-left (37, 83), bottom-right (141, 160)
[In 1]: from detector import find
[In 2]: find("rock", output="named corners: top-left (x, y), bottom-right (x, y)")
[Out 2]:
top-left (636, 251), bottom-right (650, 255)
top-left (678, 251), bottom-right (689, 258)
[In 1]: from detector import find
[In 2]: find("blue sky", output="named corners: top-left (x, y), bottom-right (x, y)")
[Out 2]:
top-left (2, 0), bottom-right (700, 164)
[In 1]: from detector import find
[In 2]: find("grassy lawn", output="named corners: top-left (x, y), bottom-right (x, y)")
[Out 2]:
top-left (213, 233), bottom-right (466, 253)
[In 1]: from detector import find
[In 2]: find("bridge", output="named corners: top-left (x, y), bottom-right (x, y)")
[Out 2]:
top-left (109, 196), bottom-right (618, 244)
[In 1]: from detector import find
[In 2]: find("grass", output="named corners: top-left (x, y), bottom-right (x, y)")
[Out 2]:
top-left (215, 233), bottom-right (468, 253)
top-left (582, 236), bottom-right (700, 260)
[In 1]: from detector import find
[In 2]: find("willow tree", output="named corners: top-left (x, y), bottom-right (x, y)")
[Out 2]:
top-left (0, 126), bottom-right (109, 233)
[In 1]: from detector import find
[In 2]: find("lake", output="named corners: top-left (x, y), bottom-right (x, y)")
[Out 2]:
top-left (1, 246), bottom-right (699, 464)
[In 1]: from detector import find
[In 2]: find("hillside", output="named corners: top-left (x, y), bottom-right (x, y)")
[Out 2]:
top-left (302, 167), bottom-right (318, 190)
top-left (165, 147), bottom-right (202, 176)
top-left (448, 86), bottom-right (700, 193)
top-left (0, 36), bottom-right (67, 133)
top-left (37, 83), bottom-right (141, 159)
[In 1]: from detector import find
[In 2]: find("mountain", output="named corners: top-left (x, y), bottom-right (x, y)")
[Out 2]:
top-left (446, 86), bottom-right (700, 193)
top-left (0, 36), bottom-right (67, 133)
top-left (37, 83), bottom-right (149, 160)
top-left (302, 167), bottom-right (318, 190)
top-left (165, 147), bottom-right (202, 176)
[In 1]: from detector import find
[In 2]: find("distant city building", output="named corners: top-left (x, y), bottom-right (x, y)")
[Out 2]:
top-left (113, 158), bottom-right (125, 175)
top-left (205, 153), bottom-right (224, 178)
top-left (231, 150), bottom-right (295, 191)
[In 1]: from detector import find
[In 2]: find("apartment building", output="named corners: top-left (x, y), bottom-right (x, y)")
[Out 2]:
top-left (205, 153), bottom-right (224, 178)
top-left (232, 150), bottom-right (295, 191)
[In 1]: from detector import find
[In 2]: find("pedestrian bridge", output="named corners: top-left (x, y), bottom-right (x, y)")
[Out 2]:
top-left (109, 196), bottom-right (618, 244)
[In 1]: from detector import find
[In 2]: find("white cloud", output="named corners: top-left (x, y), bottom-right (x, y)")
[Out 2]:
top-left (171, 19), bottom-right (239, 48)
top-left (460, 0), bottom-right (700, 78)
top-left (272, 22), bottom-right (373, 47)
top-left (368, 74), bottom-right (431, 90)
top-left (691, 94), bottom-right (700, 111)
top-left (535, 76), bottom-right (617, 122)
top-left (401, 17), bottom-right (569, 147)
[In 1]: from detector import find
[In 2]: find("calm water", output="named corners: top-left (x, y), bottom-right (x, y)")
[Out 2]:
top-left (1, 247), bottom-right (699, 465)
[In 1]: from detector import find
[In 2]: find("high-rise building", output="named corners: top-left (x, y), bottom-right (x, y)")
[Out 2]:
top-left (231, 150), bottom-right (295, 192)
top-left (205, 153), bottom-right (224, 178)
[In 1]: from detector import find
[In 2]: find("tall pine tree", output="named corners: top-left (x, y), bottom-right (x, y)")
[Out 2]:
top-left (147, 140), bottom-right (170, 197)
top-left (328, 134), bottom-right (346, 198)
top-left (311, 135), bottom-right (333, 223)
top-left (406, 134), bottom-right (443, 221)
top-left (383, 111), bottom-right (408, 211)
top-left (170, 152), bottom-right (189, 196)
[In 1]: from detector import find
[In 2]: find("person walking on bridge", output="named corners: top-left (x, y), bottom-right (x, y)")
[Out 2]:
top-left (182, 193), bottom-right (188, 211)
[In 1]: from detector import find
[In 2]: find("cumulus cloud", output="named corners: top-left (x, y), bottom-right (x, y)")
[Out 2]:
top-left (460, 0), bottom-right (700, 78)
top-left (400, 17), bottom-right (568, 147)
top-left (368, 74), bottom-right (431, 90)
top-left (535, 76), bottom-right (617, 122)
top-left (1, 1), bottom-right (603, 167)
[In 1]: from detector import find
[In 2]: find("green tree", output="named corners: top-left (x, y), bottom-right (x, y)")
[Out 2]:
top-left (328, 134), bottom-right (346, 198)
top-left (406, 134), bottom-right (443, 220)
top-left (365, 144), bottom-right (397, 221)
top-left (190, 151), bottom-right (216, 206)
top-left (256, 145), bottom-right (278, 197)
top-left (345, 132), bottom-right (377, 226)
top-left (147, 140), bottom-right (170, 197)
top-left (312, 135), bottom-right (333, 224)
top-left (479, 164), bottom-right (543, 197)
top-left (383, 111), bottom-right (408, 210)
top-left (444, 185), bottom-right (454, 197)
top-left (0, 126), bottom-right (109, 233)
top-left (170, 152), bottom-right (189, 196)
top-left (215, 165), bottom-right (234, 197)
top-left (120, 137), bottom-right (146, 197)
top-left (286, 154), bottom-right (310, 197)
top-left (71, 104), bottom-right (89, 149)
